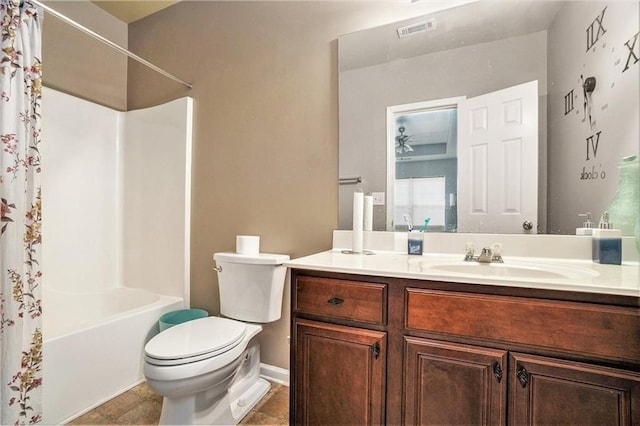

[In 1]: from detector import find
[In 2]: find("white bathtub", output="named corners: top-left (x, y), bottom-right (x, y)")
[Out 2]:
top-left (42, 287), bottom-right (183, 425)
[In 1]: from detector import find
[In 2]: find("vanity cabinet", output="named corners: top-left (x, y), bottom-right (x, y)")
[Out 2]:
top-left (404, 338), bottom-right (640, 425)
top-left (509, 352), bottom-right (640, 425)
top-left (292, 275), bottom-right (388, 425)
top-left (404, 337), bottom-right (507, 425)
top-left (294, 319), bottom-right (386, 425)
top-left (290, 270), bottom-right (640, 425)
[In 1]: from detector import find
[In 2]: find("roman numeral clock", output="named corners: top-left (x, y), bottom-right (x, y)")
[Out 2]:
top-left (563, 5), bottom-right (639, 181)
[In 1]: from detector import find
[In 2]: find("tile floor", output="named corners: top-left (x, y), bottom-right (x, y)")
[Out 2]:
top-left (68, 381), bottom-right (289, 425)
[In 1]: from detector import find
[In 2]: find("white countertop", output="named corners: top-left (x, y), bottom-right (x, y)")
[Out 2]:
top-left (286, 250), bottom-right (640, 297)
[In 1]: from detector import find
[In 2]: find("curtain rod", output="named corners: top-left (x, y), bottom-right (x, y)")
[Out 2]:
top-left (30, 0), bottom-right (193, 90)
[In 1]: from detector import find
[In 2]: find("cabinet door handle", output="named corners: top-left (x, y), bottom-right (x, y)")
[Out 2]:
top-left (492, 361), bottom-right (503, 383)
top-left (516, 364), bottom-right (529, 388)
top-left (327, 297), bottom-right (344, 305)
top-left (372, 342), bottom-right (380, 360)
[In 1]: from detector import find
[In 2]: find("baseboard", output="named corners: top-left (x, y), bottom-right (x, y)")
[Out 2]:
top-left (260, 363), bottom-right (290, 387)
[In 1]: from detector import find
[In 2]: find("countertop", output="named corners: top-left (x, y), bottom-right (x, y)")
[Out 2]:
top-left (285, 250), bottom-right (640, 298)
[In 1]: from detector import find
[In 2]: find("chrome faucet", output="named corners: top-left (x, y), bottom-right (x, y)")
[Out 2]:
top-left (477, 247), bottom-right (493, 263)
top-left (464, 243), bottom-right (504, 263)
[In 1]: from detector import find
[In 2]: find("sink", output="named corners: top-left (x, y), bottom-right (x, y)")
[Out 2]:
top-left (421, 261), bottom-right (599, 280)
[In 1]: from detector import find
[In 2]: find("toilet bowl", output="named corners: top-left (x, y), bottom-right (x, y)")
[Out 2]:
top-left (143, 252), bottom-right (289, 425)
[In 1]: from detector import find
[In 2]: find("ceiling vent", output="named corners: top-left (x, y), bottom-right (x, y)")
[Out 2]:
top-left (396, 19), bottom-right (436, 39)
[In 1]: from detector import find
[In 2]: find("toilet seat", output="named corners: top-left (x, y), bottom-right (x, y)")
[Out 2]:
top-left (145, 316), bottom-right (247, 367)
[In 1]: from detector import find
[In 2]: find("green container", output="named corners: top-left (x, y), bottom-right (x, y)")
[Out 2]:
top-left (607, 155), bottom-right (639, 236)
top-left (159, 309), bottom-right (208, 332)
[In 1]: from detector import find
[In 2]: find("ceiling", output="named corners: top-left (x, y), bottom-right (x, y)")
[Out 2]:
top-left (92, 1), bottom-right (180, 23)
top-left (339, 1), bottom-right (563, 71)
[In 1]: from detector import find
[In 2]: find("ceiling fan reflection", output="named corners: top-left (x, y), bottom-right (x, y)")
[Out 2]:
top-left (395, 126), bottom-right (414, 154)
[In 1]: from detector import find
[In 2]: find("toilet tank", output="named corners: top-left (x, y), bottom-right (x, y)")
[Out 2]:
top-left (213, 252), bottom-right (290, 323)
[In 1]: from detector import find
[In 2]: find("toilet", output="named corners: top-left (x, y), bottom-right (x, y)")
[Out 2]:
top-left (143, 252), bottom-right (290, 425)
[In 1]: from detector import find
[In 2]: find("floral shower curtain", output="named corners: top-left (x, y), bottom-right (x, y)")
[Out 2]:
top-left (0, 0), bottom-right (43, 425)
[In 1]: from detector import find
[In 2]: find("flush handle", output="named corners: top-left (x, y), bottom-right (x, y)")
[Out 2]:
top-left (327, 297), bottom-right (344, 305)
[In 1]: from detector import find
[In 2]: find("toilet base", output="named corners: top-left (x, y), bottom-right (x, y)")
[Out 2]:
top-left (228, 377), bottom-right (271, 423)
top-left (158, 339), bottom-right (270, 425)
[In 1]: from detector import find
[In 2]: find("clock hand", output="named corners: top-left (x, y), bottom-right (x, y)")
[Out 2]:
top-left (580, 75), bottom-right (588, 123)
top-left (582, 76), bottom-right (597, 130)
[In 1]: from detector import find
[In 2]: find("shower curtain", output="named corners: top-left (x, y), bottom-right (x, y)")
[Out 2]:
top-left (0, 1), bottom-right (43, 424)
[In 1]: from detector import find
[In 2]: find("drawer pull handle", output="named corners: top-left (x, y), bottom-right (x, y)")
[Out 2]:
top-left (516, 364), bottom-right (529, 388)
top-left (327, 297), bottom-right (344, 305)
top-left (372, 342), bottom-right (380, 360)
top-left (492, 361), bottom-right (503, 383)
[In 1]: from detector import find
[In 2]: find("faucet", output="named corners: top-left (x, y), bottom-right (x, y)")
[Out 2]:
top-left (477, 247), bottom-right (493, 263)
top-left (464, 243), bottom-right (504, 263)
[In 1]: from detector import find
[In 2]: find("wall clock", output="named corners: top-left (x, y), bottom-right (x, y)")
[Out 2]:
top-left (563, 4), bottom-right (639, 181)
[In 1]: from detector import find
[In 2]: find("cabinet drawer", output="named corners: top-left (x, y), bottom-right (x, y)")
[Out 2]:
top-left (295, 276), bottom-right (386, 325)
top-left (406, 288), bottom-right (640, 364)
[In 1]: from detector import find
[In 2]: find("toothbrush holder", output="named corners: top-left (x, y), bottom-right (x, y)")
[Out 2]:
top-left (407, 231), bottom-right (424, 255)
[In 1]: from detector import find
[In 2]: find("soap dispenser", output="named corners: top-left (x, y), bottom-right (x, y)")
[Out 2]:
top-left (576, 212), bottom-right (594, 236)
top-left (592, 212), bottom-right (622, 265)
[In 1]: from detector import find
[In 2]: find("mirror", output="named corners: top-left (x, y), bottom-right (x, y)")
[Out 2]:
top-left (338, 1), bottom-right (639, 235)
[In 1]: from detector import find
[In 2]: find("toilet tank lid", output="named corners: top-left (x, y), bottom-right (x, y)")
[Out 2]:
top-left (213, 252), bottom-right (290, 265)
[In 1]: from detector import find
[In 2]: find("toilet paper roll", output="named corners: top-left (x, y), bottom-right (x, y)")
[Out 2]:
top-left (352, 192), bottom-right (364, 253)
top-left (236, 235), bottom-right (260, 255)
top-left (363, 194), bottom-right (373, 231)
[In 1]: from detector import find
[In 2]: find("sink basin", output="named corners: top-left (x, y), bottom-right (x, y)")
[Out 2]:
top-left (421, 261), bottom-right (599, 280)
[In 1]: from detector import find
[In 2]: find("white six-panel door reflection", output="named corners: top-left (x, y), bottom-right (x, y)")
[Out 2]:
top-left (457, 80), bottom-right (539, 233)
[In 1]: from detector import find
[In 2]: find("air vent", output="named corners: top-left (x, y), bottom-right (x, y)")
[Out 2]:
top-left (396, 19), bottom-right (436, 39)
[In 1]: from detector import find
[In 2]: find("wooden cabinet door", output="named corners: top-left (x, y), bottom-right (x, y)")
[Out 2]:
top-left (509, 353), bottom-right (640, 425)
top-left (294, 319), bottom-right (386, 425)
top-left (404, 337), bottom-right (507, 425)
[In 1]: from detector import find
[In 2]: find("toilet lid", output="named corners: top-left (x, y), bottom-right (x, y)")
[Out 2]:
top-left (145, 317), bottom-right (247, 365)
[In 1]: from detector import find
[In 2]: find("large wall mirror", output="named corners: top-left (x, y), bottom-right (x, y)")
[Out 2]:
top-left (338, 1), bottom-right (639, 235)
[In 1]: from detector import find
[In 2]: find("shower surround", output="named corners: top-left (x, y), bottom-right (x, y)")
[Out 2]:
top-left (40, 88), bottom-right (193, 424)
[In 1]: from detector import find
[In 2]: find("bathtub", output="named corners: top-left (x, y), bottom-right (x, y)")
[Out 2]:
top-left (42, 287), bottom-right (183, 425)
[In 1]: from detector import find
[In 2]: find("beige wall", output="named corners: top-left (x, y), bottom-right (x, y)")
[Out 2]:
top-left (127, 1), bottom-right (342, 370)
top-left (44, 0), bottom-right (467, 370)
top-left (42, 1), bottom-right (128, 110)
